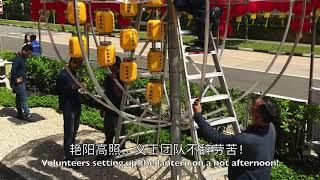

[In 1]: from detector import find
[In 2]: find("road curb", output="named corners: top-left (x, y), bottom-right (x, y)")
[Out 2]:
top-left (0, 23), bottom-right (319, 58)
top-left (227, 46), bottom-right (319, 58)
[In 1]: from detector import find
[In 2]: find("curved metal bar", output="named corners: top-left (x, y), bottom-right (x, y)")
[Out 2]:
top-left (200, 0), bottom-right (231, 98)
top-left (198, 0), bottom-right (211, 100)
top-left (43, 1), bottom-right (167, 128)
top-left (88, 0), bottom-right (99, 47)
top-left (85, 1), bottom-right (164, 119)
top-left (88, 1), bottom-right (157, 115)
top-left (203, 0), bottom-right (297, 118)
top-left (261, 0), bottom-right (307, 97)
top-left (233, 0), bottom-right (295, 102)
top-left (44, 13), bottom-right (157, 128)
top-left (73, 0), bottom-right (120, 114)
top-left (218, 0), bottom-right (231, 61)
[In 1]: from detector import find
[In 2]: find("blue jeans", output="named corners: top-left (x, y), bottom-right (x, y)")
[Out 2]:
top-left (14, 82), bottom-right (30, 116)
top-left (104, 112), bottom-right (125, 149)
top-left (63, 101), bottom-right (81, 160)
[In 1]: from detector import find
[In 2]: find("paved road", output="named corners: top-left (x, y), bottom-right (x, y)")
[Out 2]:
top-left (0, 25), bottom-right (319, 100)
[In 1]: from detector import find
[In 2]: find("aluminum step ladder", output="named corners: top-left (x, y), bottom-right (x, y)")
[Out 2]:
top-left (175, 12), bottom-right (241, 179)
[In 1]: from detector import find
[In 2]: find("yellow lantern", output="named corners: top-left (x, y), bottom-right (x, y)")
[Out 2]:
top-left (95, 10), bottom-right (115, 34)
top-left (147, 20), bottom-right (164, 42)
top-left (250, 13), bottom-right (256, 25)
top-left (145, 0), bottom-right (163, 8)
top-left (279, 12), bottom-right (287, 26)
top-left (120, 2), bottom-right (138, 17)
top-left (147, 48), bottom-right (164, 73)
top-left (236, 16), bottom-right (242, 31)
top-left (120, 58), bottom-right (137, 84)
top-left (316, 9), bottom-right (320, 17)
top-left (97, 41), bottom-right (116, 67)
top-left (69, 35), bottom-right (88, 58)
top-left (264, 12), bottom-right (271, 28)
top-left (120, 28), bottom-right (138, 51)
top-left (146, 80), bottom-right (163, 105)
top-left (67, 1), bottom-right (87, 24)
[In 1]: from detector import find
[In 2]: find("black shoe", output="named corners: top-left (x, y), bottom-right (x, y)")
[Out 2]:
top-left (15, 114), bottom-right (24, 120)
top-left (186, 46), bottom-right (204, 53)
top-left (24, 114), bottom-right (36, 122)
top-left (186, 45), bottom-right (214, 53)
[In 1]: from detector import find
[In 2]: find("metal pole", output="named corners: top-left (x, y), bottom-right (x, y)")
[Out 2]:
top-left (38, 13), bottom-right (42, 55)
top-left (199, 0), bottom-right (210, 100)
top-left (135, 4), bottom-right (143, 31)
top-left (308, 8), bottom-right (317, 104)
top-left (53, 10), bottom-right (56, 24)
top-left (307, 8), bottom-right (318, 141)
top-left (168, 1), bottom-right (181, 179)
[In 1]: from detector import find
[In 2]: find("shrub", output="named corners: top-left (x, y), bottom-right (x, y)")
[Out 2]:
top-left (0, 87), bottom-right (15, 107)
top-left (80, 105), bottom-right (104, 130)
top-left (26, 56), bottom-right (64, 93)
top-left (28, 95), bottom-right (59, 110)
top-left (0, 50), bottom-right (16, 61)
top-left (271, 162), bottom-right (320, 180)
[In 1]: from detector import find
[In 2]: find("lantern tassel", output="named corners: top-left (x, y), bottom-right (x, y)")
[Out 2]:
top-left (265, 18), bottom-right (269, 28)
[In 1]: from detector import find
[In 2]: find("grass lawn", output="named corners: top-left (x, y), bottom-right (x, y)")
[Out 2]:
top-left (226, 40), bottom-right (320, 55)
top-left (0, 19), bottom-right (319, 55)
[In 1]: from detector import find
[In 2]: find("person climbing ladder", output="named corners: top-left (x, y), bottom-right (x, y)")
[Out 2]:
top-left (174, 0), bottom-right (222, 52)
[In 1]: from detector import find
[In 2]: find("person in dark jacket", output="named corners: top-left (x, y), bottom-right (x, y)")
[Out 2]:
top-left (193, 98), bottom-right (279, 180)
top-left (10, 44), bottom-right (33, 121)
top-left (56, 57), bottom-right (83, 162)
top-left (97, 56), bottom-right (125, 160)
top-left (174, 0), bottom-right (222, 52)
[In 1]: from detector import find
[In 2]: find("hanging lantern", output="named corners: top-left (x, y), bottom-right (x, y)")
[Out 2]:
top-left (147, 20), bottom-right (165, 42)
top-left (248, 1), bottom-right (259, 25)
top-left (120, 2), bottom-right (138, 17)
top-left (147, 48), bottom-right (164, 73)
top-left (146, 0), bottom-right (163, 8)
top-left (264, 12), bottom-right (271, 28)
top-left (97, 41), bottom-right (116, 67)
top-left (120, 28), bottom-right (138, 51)
top-left (236, 16), bottom-right (242, 31)
top-left (250, 13), bottom-right (257, 25)
top-left (146, 80), bottom-right (163, 105)
top-left (95, 10), bottom-right (115, 35)
top-left (67, 1), bottom-right (87, 24)
top-left (317, 9), bottom-right (320, 17)
top-left (279, 12), bottom-right (287, 26)
top-left (69, 35), bottom-right (87, 58)
top-left (120, 58), bottom-right (137, 84)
